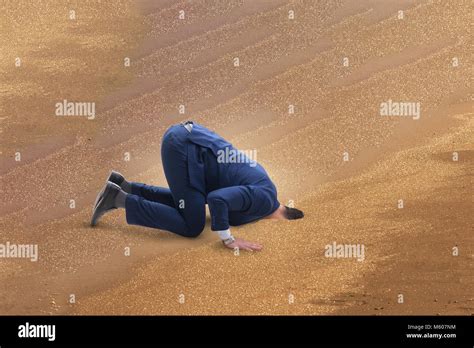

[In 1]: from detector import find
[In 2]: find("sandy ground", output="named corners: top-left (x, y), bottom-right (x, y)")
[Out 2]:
top-left (0, 0), bottom-right (472, 315)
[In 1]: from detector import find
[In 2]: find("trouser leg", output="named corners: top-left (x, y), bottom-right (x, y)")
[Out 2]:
top-left (130, 182), bottom-right (175, 207)
top-left (125, 128), bottom-right (206, 237)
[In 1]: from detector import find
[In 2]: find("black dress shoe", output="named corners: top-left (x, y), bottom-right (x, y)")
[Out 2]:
top-left (108, 170), bottom-right (125, 186)
top-left (91, 182), bottom-right (121, 226)
top-left (93, 171), bottom-right (125, 210)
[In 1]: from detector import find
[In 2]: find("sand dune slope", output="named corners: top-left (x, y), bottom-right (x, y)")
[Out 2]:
top-left (0, 0), bottom-right (472, 314)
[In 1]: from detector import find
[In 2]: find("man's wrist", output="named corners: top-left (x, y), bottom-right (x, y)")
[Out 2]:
top-left (216, 228), bottom-right (235, 245)
top-left (216, 228), bottom-right (232, 240)
top-left (222, 236), bottom-right (236, 246)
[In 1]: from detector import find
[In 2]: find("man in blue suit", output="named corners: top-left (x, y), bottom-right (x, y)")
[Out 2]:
top-left (91, 121), bottom-right (303, 251)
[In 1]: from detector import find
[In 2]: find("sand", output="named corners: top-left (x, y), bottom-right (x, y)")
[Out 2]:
top-left (0, 0), bottom-right (472, 315)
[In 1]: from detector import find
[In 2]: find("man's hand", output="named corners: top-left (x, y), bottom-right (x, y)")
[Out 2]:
top-left (224, 237), bottom-right (263, 251)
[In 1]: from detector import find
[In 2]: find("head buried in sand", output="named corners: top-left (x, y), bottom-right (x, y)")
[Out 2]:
top-left (284, 206), bottom-right (304, 220)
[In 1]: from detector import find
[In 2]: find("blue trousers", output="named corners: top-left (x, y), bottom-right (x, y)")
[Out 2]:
top-left (125, 124), bottom-right (279, 237)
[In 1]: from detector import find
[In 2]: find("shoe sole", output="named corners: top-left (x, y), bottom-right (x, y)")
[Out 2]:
top-left (91, 184), bottom-right (118, 226)
top-left (91, 194), bottom-right (106, 226)
top-left (93, 171), bottom-right (121, 211)
top-left (93, 182), bottom-right (108, 213)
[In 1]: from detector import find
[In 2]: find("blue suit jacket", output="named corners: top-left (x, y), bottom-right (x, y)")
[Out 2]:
top-left (184, 122), bottom-right (280, 227)
top-left (185, 123), bottom-right (232, 194)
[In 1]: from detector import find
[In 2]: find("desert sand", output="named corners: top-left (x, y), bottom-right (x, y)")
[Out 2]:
top-left (0, 0), bottom-right (472, 315)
